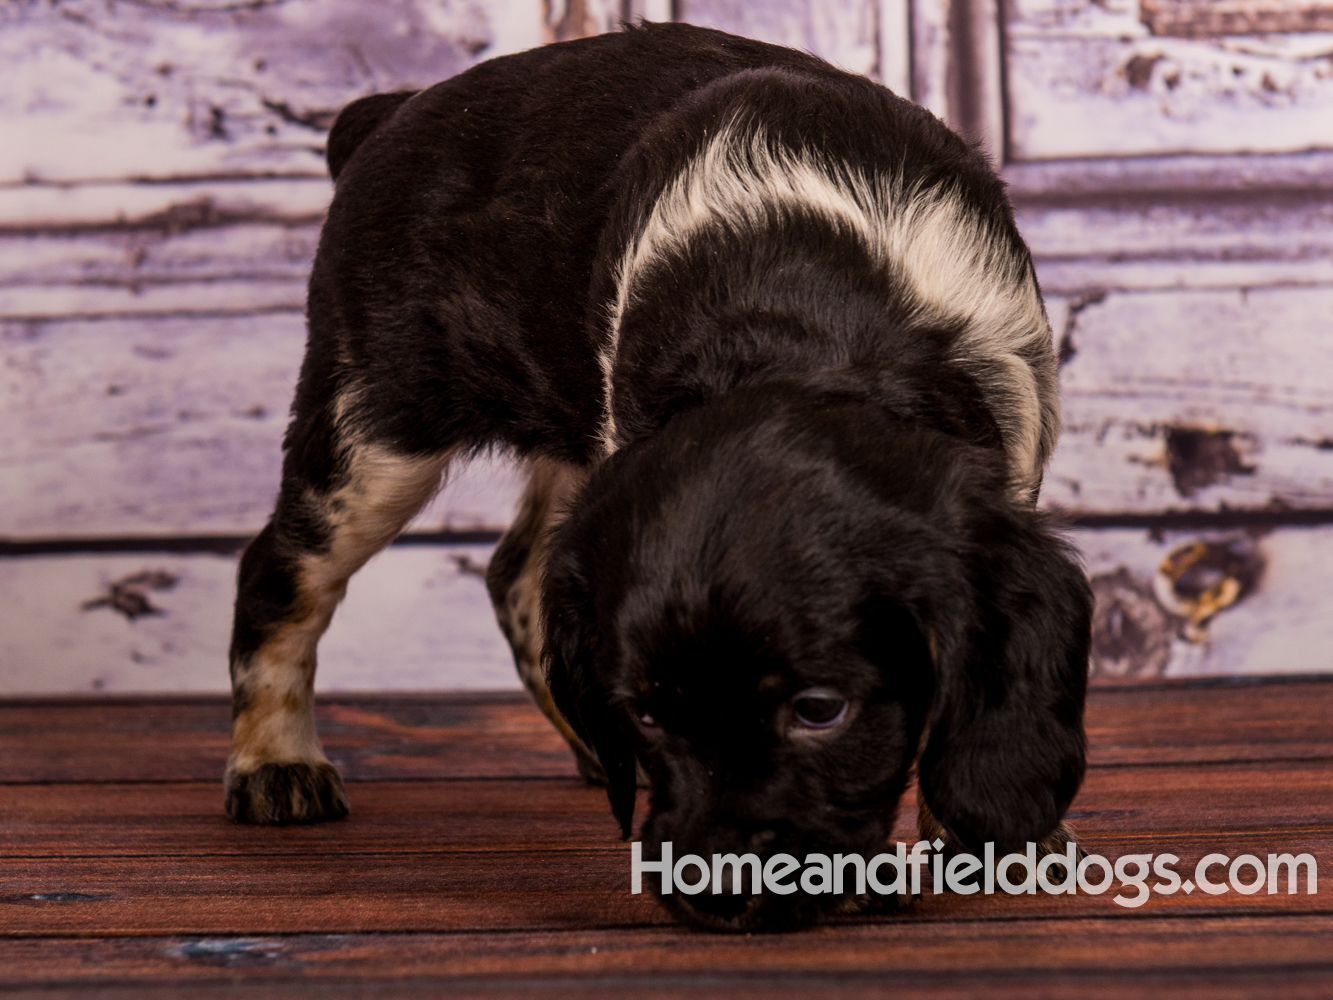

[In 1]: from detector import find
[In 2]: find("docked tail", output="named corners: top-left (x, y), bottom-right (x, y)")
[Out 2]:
top-left (325, 91), bottom-right (417, 181)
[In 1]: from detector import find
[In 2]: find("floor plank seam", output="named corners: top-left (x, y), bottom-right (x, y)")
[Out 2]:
top-left (6, 909), bottom-right (1333, 942)
top-left (9, 961), bottom-right (1333, 991)
top-left (1082, 756), bottom-right (1333, 769)
top-left (0, 776), bottom-right (590, 787)
top-left (0, 848), bottom-right (634, 860)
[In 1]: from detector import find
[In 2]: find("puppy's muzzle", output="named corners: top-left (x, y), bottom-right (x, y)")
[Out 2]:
top-left (640, 816), bottom-right (844, 932)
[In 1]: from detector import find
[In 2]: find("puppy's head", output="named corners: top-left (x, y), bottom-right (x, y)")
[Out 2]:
top-left (545, 391), bottom-right (1090, 931)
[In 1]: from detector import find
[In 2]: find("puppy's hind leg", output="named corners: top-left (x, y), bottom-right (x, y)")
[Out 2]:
top-left (227, 418), bottom-right (453, 824)
top-left (484, 457), bottom-right (609, 782)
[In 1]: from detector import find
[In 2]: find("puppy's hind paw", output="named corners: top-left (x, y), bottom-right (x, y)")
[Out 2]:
top-left (225, 761), bottom-right (350, 824)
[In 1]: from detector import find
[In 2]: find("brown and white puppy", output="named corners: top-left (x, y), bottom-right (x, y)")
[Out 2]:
top-left (224, 22), bottom-right (1092, 932)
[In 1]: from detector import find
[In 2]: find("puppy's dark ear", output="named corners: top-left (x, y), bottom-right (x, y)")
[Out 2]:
top-left (543, 543), bottom-right (638, 839)
top-left (918, 511), bottom-right (1091, 853)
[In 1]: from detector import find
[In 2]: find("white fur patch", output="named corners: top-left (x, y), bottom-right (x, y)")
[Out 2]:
top-left (230, 440), bottom-right (453, 768)
top-left (306, 441), bottom-right (454, 585)
top-left (600, 117), bottom-right (1056, 498)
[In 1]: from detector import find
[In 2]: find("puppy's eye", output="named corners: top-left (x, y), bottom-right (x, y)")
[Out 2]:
top-left (636, 710), bottom-right (658, 728)
top-left (792, 689), bottom-right (849, 729)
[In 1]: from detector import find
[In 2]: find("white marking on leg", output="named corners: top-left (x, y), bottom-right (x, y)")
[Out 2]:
top-left (230, 442), bottom-right (453, 771)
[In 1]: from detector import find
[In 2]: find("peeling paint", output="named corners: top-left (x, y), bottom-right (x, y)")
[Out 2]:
top-left (1056, 289), bottom-right (1106, 366)
top-left (1090, 566), bottom-right (1176, 676)
top-left (82, 569), bottom-right (179, 621)
top-left (1124, 52), bottom-right (1167, 89)
top-left (1089, 533), bottom-right (1266, 674)
top-left (1153, 535), bottom-right (1265, 637)
top-left (451, 553), bottom-right (488, 578)
top-left (1164, 427), bottom-right (1257, 497)
top-left (1141, 0), bottom-right (1333, 37)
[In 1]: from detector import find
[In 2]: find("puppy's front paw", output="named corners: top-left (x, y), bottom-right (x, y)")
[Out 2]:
top-left (1035, 820), bottom-right (1085, 880)
top-left (225, 761), bottom-right (350, 824)
top-left (837, 888), bottom-right (915, 915)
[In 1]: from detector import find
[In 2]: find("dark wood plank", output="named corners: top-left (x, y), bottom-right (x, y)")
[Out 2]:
top-left (0, 848), bottom-right (663, 934)
top-left (8, 972), bottom-right (1333, 1000)
top-left (10, 982), bottom-right (1333, 1000)
top-left (0, 696), bottom-right (578, 783)
top-left (4, 759), bottom-right (1331, 858)
top-left (1, 826), bottom-right (1327, 935)
top-left (5, 679), bottom-right (1332, 785)
top-left (2, 916), bottom-right (1332, 989)
top-left (1069, 759), bottom-right (1333, 837)
top-left (1085, 677), bottom-right (1333, 765)
top-left (0, 780), bottom-right (626, 857)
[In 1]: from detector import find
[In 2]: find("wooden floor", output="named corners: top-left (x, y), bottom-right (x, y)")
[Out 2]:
top-left (2, 678), bottom-right (1331, 998)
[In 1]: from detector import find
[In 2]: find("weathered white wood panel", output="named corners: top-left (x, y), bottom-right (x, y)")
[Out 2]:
top-left (0, 225), bottom-right (321, 289)
top-left (0, 0), bottom-right (545, 184)
top-left (0, 545), bottom-right (519, 694)
top-left (0, 178), bottom-right (332, 231)
top-left (1076, 526), bottom-right (1333, 677)
top-left (1001, 149), bottom-right (1333, 199)
top-left (1038, 257), bottom-right (1333, 294)
top-left (9, 285), bottom-right (1333, 537)
top-left (0, 312), bottom-right (524, 537)
top-left (0, 227), bottom-right (321, 320)
top-left (676, 0), bottom-right (882, 79)
top-left (1006, 0), bottom-right (1333, 159)
top-left (627, 0), bottom-right (675, 22)
top-left (546, 0), bottom-right (674, 39)
top-left (0, 278), bottom-right (310, 321)
top-left (1018, 199), bottom-right (1333, 267)
top-left (1019, 197), bottom-right (1333, 292)
top-left (1, 312), bottom-right (303, 536)
top-left (0, 179), bottom-right (335, 320)
top-left (1043, 286), bottom-right (1333, 513)
top-left (0, 171), bottom-right (334, 323)
top-left (5, 528), bottom-right (1332, 693)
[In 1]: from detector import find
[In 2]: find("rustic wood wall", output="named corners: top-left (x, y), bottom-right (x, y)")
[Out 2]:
top-left (1, 0), bottom-right (551, 693)
top-left (999, 0), bottom-right (1333, 680)
top-left (3, 0), bottom-right (1330, 692)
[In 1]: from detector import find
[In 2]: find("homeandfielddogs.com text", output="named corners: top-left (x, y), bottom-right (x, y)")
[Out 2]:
top-left (631, 841), bottom-right (1318, 908)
